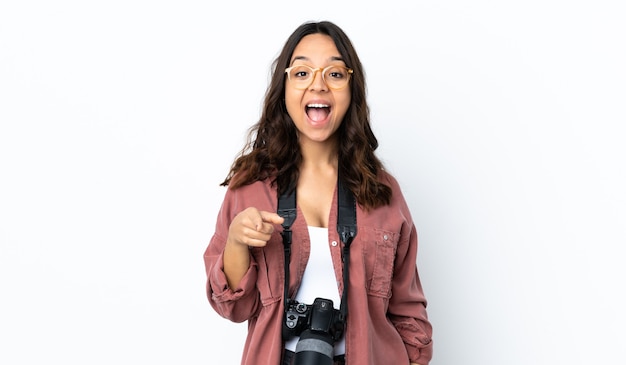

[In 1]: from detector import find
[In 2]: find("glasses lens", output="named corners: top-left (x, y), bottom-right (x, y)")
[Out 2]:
top-left (323, 66), bottom-right (351, 89)
top-left (288, 66), bottom-right (314, 89)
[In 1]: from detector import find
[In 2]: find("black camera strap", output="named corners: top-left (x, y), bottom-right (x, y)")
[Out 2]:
top-left (278, 183), bottom-right (297, 308)
top-left (336, 178), bottom-right (357, 319)
top-left (278, 178), bottom-right (357, 335)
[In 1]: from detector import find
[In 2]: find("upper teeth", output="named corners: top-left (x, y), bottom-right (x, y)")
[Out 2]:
top-left (307, 103), bottom-right (329, 108)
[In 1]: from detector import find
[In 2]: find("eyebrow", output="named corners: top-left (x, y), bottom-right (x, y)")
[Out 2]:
top-left (290, 55), bottom-right (345, 65)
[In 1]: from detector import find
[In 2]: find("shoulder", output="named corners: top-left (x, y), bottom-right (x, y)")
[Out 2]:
top-left (377, 169), bottom-right (414, 220)
top-left (223, 178), bottom-right (277, 212)
top-left (378, 168), bottom-right (404, 197)
top-left (357, 177), bottom-right (415, 241)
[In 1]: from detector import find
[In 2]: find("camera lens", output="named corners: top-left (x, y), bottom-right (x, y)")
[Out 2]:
top-left (293, 329), bottom-right (334, 365)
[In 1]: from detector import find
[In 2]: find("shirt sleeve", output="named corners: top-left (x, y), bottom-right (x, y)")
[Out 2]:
top-left (388, 223), bottom-right (433, 364)
top-left (203, 188), bottom-right (262, 323)
top-left (384, 174), bottom-right (433, 364)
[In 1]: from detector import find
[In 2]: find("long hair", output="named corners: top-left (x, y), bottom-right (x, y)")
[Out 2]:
top-left (221, 21), bottom-right (391, 210)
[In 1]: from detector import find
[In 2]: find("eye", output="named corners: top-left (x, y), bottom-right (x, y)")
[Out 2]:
top-left (327, 67), bottom-right (347, 79)
top-left (290, 66), bottom-right (312, 79)
top-left (294, 70), bottom-right (309, 78)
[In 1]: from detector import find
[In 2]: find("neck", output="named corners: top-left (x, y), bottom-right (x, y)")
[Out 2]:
top-left (299, 135), bottom-right (339, 170)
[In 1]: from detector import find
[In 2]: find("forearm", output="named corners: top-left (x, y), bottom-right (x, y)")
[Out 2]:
top-left (223, 238), bottom-right (251, 289)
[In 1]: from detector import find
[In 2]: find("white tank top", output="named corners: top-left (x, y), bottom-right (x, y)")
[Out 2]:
top-left (284, 226), bottom-right (346, 355)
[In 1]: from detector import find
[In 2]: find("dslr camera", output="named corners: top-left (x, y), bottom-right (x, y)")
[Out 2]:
top-left (283, 297), bottom-right (345, 365)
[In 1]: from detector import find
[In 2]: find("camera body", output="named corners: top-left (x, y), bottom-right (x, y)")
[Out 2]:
top-left (283, 298), bottom-right (345, 365)
top-left (283, 297), bottom-right (344, 341)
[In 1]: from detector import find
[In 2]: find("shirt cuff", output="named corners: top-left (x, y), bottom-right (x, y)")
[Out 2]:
top-left (209, 251), bottom-right (258, 303)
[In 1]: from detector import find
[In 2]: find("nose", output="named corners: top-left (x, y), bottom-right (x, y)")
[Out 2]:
top-left (308, 68), bottom-right (328, 91)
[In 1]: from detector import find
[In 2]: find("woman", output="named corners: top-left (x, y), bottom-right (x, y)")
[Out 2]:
top-left (204, 21), bottom-right (433, 365)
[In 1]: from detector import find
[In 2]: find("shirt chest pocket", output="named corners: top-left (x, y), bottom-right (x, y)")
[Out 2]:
top-left (358, 227), bottom-right (399, 298)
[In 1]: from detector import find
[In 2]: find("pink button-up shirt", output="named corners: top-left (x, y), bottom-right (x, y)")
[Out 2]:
top-left (204, 172), bottom-right (433, 364)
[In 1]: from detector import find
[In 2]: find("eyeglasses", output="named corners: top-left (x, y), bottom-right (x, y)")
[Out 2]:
top-left (285, 65), bottom-right (353, 90)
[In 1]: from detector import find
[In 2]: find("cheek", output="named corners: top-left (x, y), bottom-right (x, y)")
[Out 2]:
top-left (334, 94), bottom-right (351, 119)
top-left (285, 90), bottom-right (302, 119)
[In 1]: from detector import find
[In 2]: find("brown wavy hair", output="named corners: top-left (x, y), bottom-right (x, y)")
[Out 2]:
top-left (221, 20), bottom-right (391, 210)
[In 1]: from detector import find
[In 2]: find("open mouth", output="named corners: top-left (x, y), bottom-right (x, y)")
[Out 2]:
top-left (306, 103), bottom-right (331, 123)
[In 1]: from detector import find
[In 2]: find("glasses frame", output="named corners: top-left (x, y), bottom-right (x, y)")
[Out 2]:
top-left (284, 64), bottom-right (353, 90)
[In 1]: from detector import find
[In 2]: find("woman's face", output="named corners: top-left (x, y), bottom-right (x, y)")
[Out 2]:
top-left (285, 33), bottom-right (351, 147)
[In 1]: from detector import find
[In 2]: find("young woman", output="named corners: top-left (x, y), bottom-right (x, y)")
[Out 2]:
top-left (204, 21), bottom-right (433, 365)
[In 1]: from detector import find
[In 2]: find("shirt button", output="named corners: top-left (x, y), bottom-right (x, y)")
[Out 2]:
top-left (331, 241), bottom-right (338, 246)
top-left (383, 235), bottom-right (389, 240)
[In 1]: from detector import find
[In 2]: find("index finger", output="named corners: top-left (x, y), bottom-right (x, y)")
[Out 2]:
top-left (260, 211), bottom-right (285, 225)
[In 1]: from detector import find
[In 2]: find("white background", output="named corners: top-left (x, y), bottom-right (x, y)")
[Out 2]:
top-left (1, 1), bottom-right (625, 364)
